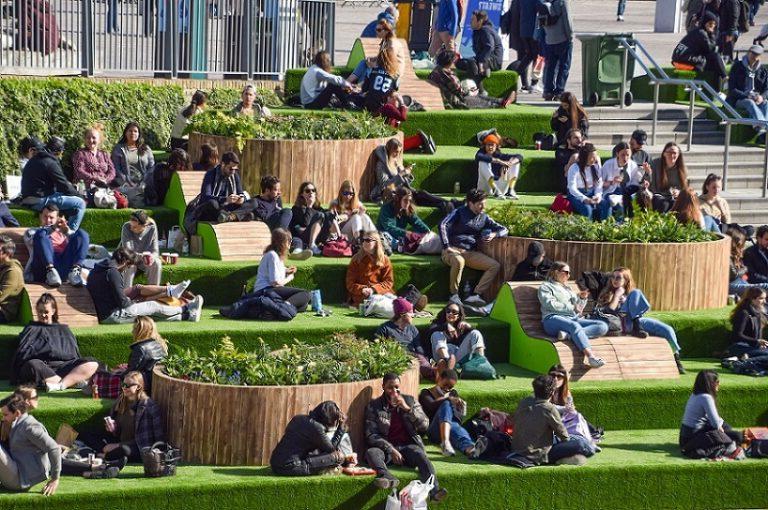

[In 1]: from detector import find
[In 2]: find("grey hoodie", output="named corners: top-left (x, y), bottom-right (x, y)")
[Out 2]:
top-left (542, 0), bottom-right (573, 46)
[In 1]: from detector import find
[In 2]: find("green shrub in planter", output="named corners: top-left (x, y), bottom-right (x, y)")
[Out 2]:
top-left (163, 334), bottom-right (413, 386)
top-left (489, 204), bottom-right (718, 243)
top-left (187, 109), bottom-right (395, 144)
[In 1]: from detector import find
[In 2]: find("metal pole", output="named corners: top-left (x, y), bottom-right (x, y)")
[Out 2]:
top-left (81, 0), bottom-right (94, 75)
top-left (620, 46), bottom-right (628, 110)
top-left (722, 123), bottom-right (732, 192)
top-left (652, 82), bottom-right (659, 146)
top-left (687, 86), bottom-right (695, 152)
top-left (763, 132), bottom-right (768, 198)
top-left (245, 0), bottom-right (254, 80)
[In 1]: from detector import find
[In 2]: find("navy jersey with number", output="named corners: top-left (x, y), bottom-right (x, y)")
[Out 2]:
top-left (363, 67), bottom-right (400, 112)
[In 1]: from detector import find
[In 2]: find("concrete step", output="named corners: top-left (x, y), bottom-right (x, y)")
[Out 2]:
top-left (689, 173), bottom-right (766, 191)
top-left (728, 209), bottom-right (768, 226)
top-left (645, 145), bottom-right (766, 165)
top-left (687, 160), bottom-right (767, 175)
top-left (585, 105), bottom-right (708, 121)
top-left (719, 194), bottom-right (768, 210)
top-left (589, 118), bottom-right (720, 134)
top-left (588, 130), bottom-right (724, 146)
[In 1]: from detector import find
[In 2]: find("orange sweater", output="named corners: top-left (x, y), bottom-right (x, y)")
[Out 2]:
top-left (345, 256), bottom-right (395, 306)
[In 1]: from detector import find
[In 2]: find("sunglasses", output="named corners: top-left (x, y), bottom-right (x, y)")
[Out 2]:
top-left (342, 191), bottom-right (356, 196)
top-left (561, 269), bottom-right (571, 275)
top-left (612, 274), bottom-right (624, 280)
top-left (304, 188), bottom-right (316, 194)
top-left (362, 238), bottom-right (377, 243)
top-left (121, 383), bottom-right (139, 389)
top-left (446, 308), bottom-right (460, 315)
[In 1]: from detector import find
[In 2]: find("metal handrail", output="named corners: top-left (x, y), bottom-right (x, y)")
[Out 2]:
top-left (617, 37), bottom-right (768, 197)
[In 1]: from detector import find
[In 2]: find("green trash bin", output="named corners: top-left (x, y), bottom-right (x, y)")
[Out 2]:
top-left (577, 32), bottom-right (636, 107)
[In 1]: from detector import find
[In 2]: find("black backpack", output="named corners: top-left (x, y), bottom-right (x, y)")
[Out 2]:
top-left (535, 0), bottom-right (560, 27)
top-left (748, 439), bottom-right (768, 458)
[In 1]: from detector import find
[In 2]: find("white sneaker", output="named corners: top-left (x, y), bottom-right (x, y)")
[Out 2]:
top-left (46, 381), bottom-right (63, 392)
top-left (464, 294), bottom-right (487, 306)
top-left (46, 267), bottom-right (62, 287)
top-left (470, 436), bottom-right (488, 459)
top-left (441, 442), bottom-right (456, 457)
top-left (67, 266), bottom-right (84, 287)
top-left (169, 279), bottom-right (191, 298)
top-left (557, 330), bottom-right (569, 341)
top-left (532, 83), bottom-right (544, 93)
top-left (588, 356), bottom-right (606, 368)
top-left (290, 247), bottom-right (303, 255)
top-left (617, 15), bottom-right (624, 21)
top-left (289, 249), bottom-right (313, 261)
top-left (186, 295), bottom-right (204, 322)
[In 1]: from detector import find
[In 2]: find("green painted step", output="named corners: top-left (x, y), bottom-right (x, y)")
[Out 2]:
top-left (0, 429), bottom-right (765, 510)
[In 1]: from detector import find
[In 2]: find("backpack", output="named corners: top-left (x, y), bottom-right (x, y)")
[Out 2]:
top-left (747, 439), bottom-right (768, 458)
top-left (459, 354), bottom-right (497, 380)
top-left (738, 0), bottom-right (750, 33)
top-left (322, 237), bottom-right (353, 257)
top-left (536, 0), bottom-right (560, 27)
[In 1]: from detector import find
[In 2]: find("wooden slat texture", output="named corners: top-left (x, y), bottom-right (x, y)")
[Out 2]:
top-left (358, 38), bottom-right (445, 111)
top-left (153, 361), bottom-right (420, 466)
top-left (207, 222), bottom-right (271, 261)
top-left (24, 284), bottom-right (98, 327)
top-left (0, 227), bottom-right (30, 265)
top-left (188, 132), bottom-right (401, 203)
top-left (507, 281), bottom-right (680, 382)
top-left (483, 235), bottom-right (730, 311)
top-left (178, 172), bottom-right (205, 205)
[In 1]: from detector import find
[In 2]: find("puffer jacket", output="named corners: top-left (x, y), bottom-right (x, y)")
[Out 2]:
top-left (128, 339), bottom-right (167, 394)
top-left (365, 394), bottom-right (429, 452)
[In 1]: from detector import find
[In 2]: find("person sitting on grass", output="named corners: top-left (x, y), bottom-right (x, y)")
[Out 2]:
top-left (10, 293), bottom-right (99, 392)
top-left (439, 188), bottom-right (507, 306)
top-left (728, 287), bottom-right (768, 359)
top-left (87, 248), bottom-right (202, 324)
top-left (679, 369), bottom-right (745, 460)
top-left (376, 187), bottom-right (431, 253)
top-left (698, 174), bottom-right (731, 232)
top-left (509, 374), bottom-right (595, 466)
top-left (585, 267), bottom-right (685, 374)
top-left (233, 84), bottom-right (272, 118)
top-left (553, 128), bottom-right (584, 194)
top-left (270, 401), bottom-right (357, 476)
top-left (118, 210), bottom-right (161, 287)
top-left (126, 316), bottom-right (168, 395)
top-left (456, 10), bottom-right (503, 95)
top-left (0, 235), bottom-right (25, 324)
top-left (549, 364), bottom-right (603, 449)
top-left (252, 175), bottom-right (293, 232)
top-left (475, 132), bottom-right (523, 200)
top-left (551, 92), bottom-right (589, 148)
top-left (670, 187), bottom-right (706, 229)
top-left (428, 50), bottom-right (516, 109)
top-left (0, 395), bottom-right (61, 494)
top-left (511, 241), bottom-right (553, 281)
top-left (301, 51), bottom-right (356, 109)
top-left (188, 151), bottom-right (257, 226)
top-left (538, 261), bottom-right (609, 369)
top-left (144, 148), bottom-right (193, 206)
top-left (566, 144), bottom-right (614, 221)
top-left (727, 227), bottom-right (768, 296)
top-left (110, 121), bottom-right (155, 196)
top-left (18, 135), bottom-right (42, 172)
top-left (743, 225), bottom-right (768, 287)
top-left (365, 373), bottom-right (448, 502)
top-left (345, 230), bottom-right (394, 307)
top-left (24, 204), bottom-right (89, 287)
top-left (20, 136), bottom-right (86, 232)
top-left (418, 369), bottom-right (482, 458)
top-left (289, 181), bottom-right (334, 259)
top-left (330, 181), bottom-right (377, 240)
top-left (373, 297), bottom-right (422, 351)
top-left (362, 48), bottom-right (406, 128)
top-left (426, 301), bottom-right (486, 370)
top-left (71, 123), bottom-right (117, 190)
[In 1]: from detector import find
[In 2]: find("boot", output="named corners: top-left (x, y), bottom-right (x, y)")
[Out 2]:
top-left (631, 318), bottom-right (648, 338)
top-left (674, 352), bottom-right (686, 375)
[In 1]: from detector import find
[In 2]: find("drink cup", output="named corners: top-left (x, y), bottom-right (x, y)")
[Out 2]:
top-left (170, 253), bottom-right (179, 265)
top-left (142, 251), bottom-right (152, 266)
top-left (161, 252), bottom-right (171, 264)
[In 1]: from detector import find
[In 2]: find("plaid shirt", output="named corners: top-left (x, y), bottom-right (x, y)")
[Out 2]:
top-left (112, 398), bottom-right (165, 450)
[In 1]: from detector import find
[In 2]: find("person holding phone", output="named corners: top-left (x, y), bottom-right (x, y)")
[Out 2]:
top-left (650, 142), bottom-right (688, 213)
top-left (364, 373), bottom-right (448, 502)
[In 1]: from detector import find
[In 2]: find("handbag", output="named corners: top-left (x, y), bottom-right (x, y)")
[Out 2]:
top-left (399, 474), bottom-right (435, 510)
top-left (397, 284), bottom-right (428, 311)
top-left (90, 187), bottom-right (117, 209)
top-left (322, 238), bottom-right (353, 257)
top-left (589, 306), bottom-right (622, 333)
top-left (550, 193), bottom-right (572, 214)
top-left (459, 354), bottom-right (497, 380)
top-left (385, 489), bottom-right (402, 510)
top-left (141, 441), bottom-right (181, 477)
top-left (413, 232), bottom-right (442, 255)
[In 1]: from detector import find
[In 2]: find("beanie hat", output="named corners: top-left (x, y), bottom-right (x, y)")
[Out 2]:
top-left (482, 133), bottom-right (501, 146)
top-left (392, 297), bottom-right (413, 316)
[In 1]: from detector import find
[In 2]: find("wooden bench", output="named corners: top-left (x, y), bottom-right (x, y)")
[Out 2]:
top-left (490, 281), bottom-right (680, 382)
top-left (348, 37), bottom-right (445, 111)
top-left (0, 227), bottom-right (30, 266)
top-left (165, 172), bottom-right (270, 261)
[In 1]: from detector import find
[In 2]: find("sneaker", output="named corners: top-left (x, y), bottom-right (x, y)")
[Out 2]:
top-left (431, 487), bottom-right (449, 502)
top-left (45, 381), bottom-right (63, 392)
top-left (470, 436), bottom-right (488, 459)
top-left (728, 446), bottom-right (746, 461)
top-left (46, 267), bottom-right (62, 287)
top-left (73, 380), bottom-right (89, 390)
top-left (186, 295), bottom-right (204, 322)
top-left (506, 190), bottom-right (519, 200)
top-left (463, 294), bottom-right (487, 306)
top-left (217, 210), bottom-right (232, 223)
top-left (67, 266), bottom-right (84, 287)
top-left (373, 475), bottom-right (399, 490)
top-left (289, 249), bottom-right (313, 261)
top-left (588, 356), bottom-right (606, 368)
top-left (169, 279), bottom-right (191, 299)
top-left (616, 15), bottom-right (624, 21)
top-left (532, 83), bottom-right (544, 94)
top-left (83, 466), bottom-right (120, 479)
top-left (218, 305), bottom-right (234, 318)
top-left (418, 130), bottom-right (437, 154)
top-left (557, 330), bottom-right (569, 341)
top-left (290, 247), bottom-right (303, 255)
top-left (440, 441), bottom-right (456, 457)
top-left (310, 244), bottom-right (322, 256)
top-left (555, 454), bottom-right (587, 466)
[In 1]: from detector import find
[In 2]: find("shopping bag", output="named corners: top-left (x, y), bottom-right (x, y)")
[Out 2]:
top-left (399, 474), bottom-right (435, 510)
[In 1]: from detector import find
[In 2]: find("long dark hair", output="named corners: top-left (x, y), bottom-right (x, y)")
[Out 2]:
top-left (197, 143), bottom-right (219, 171)
top-left (701, 173), bottom-right (721, 196)
top-left (727, 227), bottom-right (746, 267)
top-left (294, 181), bottom-right (323, 210)
top-left (391, 187), bottom-right (415, 218)
top-left (692, 369), bottom-right (719, 398)
top-left (658, 142), bottom-right (687, 191)
top-left (560, 92), bottom-right (588, 131)
top-left (167, 149), bottom-right (192, 172)
top-left (118, 122), bottom-right (149, 155)
top-left (670, 187), bottom-right (703, 226)
top-left (36, 293), bottom-right (59, 324)
top-left (182, 90), bottom-right (207, 118)
top-left (432, 302), bottom-right (466, 329)
top-left (548, 364), bottom-right (570, 406)
top-left (264, 228), bottom-right (291, 259)
top-left (576, 143), bottom-right (599, 188)
top-left (730, 287), bottom-right (767, 326)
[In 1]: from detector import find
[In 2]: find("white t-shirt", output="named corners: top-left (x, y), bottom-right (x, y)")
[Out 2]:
top-left (566, 163), bottom-right (603, 202)
top-left (253, 250), bottom-right (285, 292)
top-left (601, 157), bottom-right (644, 194)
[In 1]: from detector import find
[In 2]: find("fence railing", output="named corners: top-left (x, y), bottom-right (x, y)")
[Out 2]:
top-left (1, 0), bottom-right (334, 79)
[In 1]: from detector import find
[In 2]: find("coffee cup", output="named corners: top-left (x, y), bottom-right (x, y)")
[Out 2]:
top-left (170, 253), bottom-right (179, 265)
top-left (161, 252), bottom-right (171, 264)
top-left (142, 251), bottom-right (152, 266)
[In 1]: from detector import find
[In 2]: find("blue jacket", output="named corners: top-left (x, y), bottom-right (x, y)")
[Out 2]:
top-left (726, 56), bottom-right (768, 105)
top-left (200, 166), bottom-right (245, 205)
top-left (436, 0), bottom-right (460, 35)
top-left (519, 0), bottom-right (539, 38)
top-left (439, 205), bottom-right (508, 250)
top-left (473, 21), bottom-right (504, 67)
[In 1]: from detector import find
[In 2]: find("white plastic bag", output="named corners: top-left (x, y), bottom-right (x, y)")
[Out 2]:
top-left (167, 226), bottom-right (184, 253)
top-left (385, 489), bottom-right (401, 510)
top-left (413, 232), bottom-right (443, 255)
top-left (360, 293), bottom-right (397, 318)
top-left (399, 475), bottom-right (434, 510)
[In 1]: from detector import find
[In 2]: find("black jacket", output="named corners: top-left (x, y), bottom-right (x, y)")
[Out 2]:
top-left (21, 152), bottom-right (78, 199)
top-left (473, 21), bottom-right (504, 68)
top-left (10, 322), bottom-right (81, 385)
top-left (550, 106), bottom-right (589, 149)
top-left (576, 270), bottom-right (612, 301)
top-left (270, 402), bottom-right (343, 470)
top-left (726, 57), bottom-right (768, 105)
top-left (128, 339), bottom-right (167, 394)
top-left (365, 394), bottom-right (429, 452)
top-left (110, 398), bottom-right (165, 451)
top-left (719, 0), bottom-right (740, 32)
top-left (672, 28), bottom-right (718, 69)
top-left (743, 244), bottom-right (768, 284)
top-left (86, 259), bottom-right (132, 321)
top-left (730, 307), bottom-right (764, 347)
top-left (511, 242), bottom-right (553, 281)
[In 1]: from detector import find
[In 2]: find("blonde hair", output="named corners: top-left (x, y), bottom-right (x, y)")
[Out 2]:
top-left (333, 180), bottom-right (361, 213)
top-left (114, 371), bottom-right (149, 415)
top-left (378, 47), bottom-right (399, 77)
top-left (84, 122), bottom-right (106, 147)
top-left (132, 316), bottom-right (168, 353)
top-left (351, 230), bottom-right (387, 267)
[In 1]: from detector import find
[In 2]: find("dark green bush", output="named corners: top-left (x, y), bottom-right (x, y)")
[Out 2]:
top-left (163, 334), bottom-right (413, 386)
top-left (489, 204), bottom-right (718, 243)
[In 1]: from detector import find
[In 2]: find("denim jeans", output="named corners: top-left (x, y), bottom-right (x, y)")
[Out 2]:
top-left (703, 215), bottom-right (721, 232)
top-left (542, 314), bottom-right (609, 351)
top-left (617, 0), bottom-right (626, 15)
top-left (427, 400), bottom-right (474, 453)
top-left (543, 40), bottom-right (573, 95)
top-left (29, 193), bottom-right (87, 232)
top-left (101, 301), bottom-right (185, 324)
top-left (548, 435), bottom-right (595, 463)
top-left (736, 98), bottom-right (768, 124)
top-left (431, 329), bottom-right (485, 362)
top-left (30, 228), bottom-right (89, 283)
top-left (729, 278), bottom-right (768, 296)
top-left (620, 289), bottom-right (681, 352)
top-left (567, 189), bottom-right (612, 221)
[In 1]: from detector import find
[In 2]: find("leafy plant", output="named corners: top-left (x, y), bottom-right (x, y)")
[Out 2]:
top-left (489, 204), bottom-right (718, 243)
top-left (186, 109), bottom-right (395, 145)
top-left (162, 334), bottom-right (413, 386)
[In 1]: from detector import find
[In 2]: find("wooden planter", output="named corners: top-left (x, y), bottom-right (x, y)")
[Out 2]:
top-left (188, 132), bottom-right (402, 202)
top-left (481, 235), bottom-right (730, 311)
top-left (152, 361), bottom-right (419, 466)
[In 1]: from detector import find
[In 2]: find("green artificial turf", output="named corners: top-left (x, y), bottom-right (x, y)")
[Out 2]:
top-left (0, 429), bottom-right (766, 510)
top-left (630, 67), bottom-right (718, 103)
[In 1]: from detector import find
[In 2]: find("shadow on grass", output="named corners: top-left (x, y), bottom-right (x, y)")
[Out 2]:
top-left (605, 442), bottom-right (680, 457)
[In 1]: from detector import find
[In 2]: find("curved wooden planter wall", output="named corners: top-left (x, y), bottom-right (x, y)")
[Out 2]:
top-left (480, 235), bottom-right (730, 311)
top-left (188, 132), bottom-right (402, 202)
top-left (152, 361), bottom-right (419, 466)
